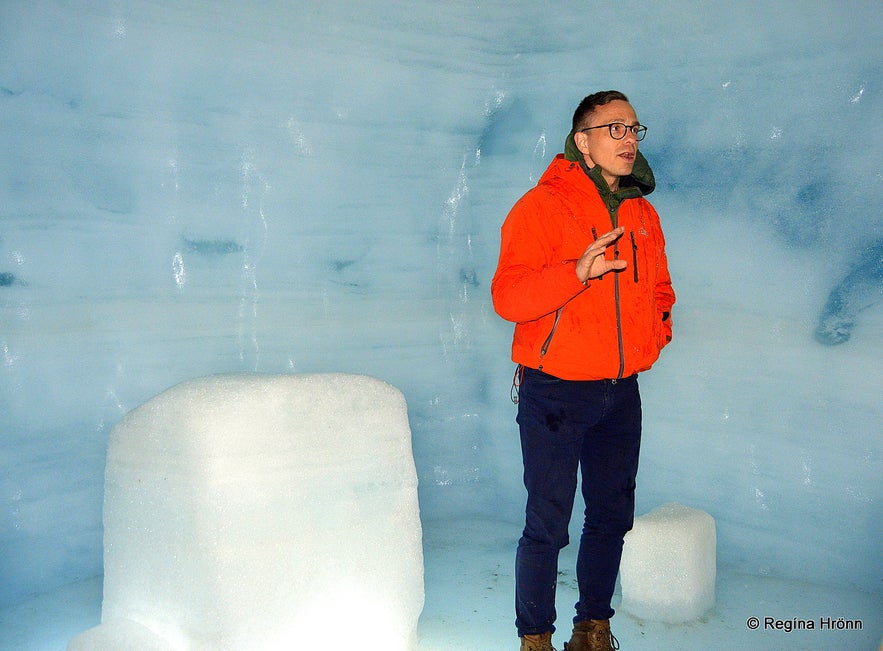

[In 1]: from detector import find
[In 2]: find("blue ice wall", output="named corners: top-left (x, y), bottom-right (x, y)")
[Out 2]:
top-left (1, 1), bottom-right (881, 607)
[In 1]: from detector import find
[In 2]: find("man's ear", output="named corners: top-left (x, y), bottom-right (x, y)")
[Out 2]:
top-left (572, 130), bottom-right (586, 151)
top-left (573, 130), bottom-right (592, 163)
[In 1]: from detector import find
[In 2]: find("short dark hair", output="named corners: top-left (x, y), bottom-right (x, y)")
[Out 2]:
top-left (572, 90), bottom-right (630, 131)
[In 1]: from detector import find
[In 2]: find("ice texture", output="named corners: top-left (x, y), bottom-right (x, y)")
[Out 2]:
top-left (67, 373), bottom-right (424, 651)
top-left (620, 503), bottom-right (716, 623)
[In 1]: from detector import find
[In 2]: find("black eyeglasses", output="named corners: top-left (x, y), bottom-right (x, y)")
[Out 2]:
top-left (580, 122), bottom-right (647, 141)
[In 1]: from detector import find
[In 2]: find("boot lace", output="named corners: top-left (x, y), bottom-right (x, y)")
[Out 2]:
top-left (589, 629), bottom-right (619, 651)
top-left (579, 620), bottom-right (619, 651)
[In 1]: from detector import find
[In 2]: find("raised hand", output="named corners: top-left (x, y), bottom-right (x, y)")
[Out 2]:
top-left (576, 226), bottom-right (627, 283)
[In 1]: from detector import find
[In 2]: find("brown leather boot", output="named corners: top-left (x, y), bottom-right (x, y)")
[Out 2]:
top-left (520, 631), bottom-right (557, 651)
top-left (563, 619), bottom-right (619, 651)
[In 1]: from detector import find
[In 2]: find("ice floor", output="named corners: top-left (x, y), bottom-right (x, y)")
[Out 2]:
top-left (3, 518), bottom-right (880, 651)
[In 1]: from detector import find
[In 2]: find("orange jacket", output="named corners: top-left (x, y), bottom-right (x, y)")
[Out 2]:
top-left (491, 153), bottom-right (675, 381)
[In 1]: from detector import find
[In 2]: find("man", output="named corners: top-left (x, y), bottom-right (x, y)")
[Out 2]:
top-left (491, 91), bottom-right (675, 651)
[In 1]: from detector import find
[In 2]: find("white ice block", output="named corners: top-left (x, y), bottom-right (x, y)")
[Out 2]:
top-left (68, 373), bottom-right (424, 651)
top-left (620, 503), bottom-right (716, 623)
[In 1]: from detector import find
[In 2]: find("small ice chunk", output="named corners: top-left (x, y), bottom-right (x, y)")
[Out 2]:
top-left (68, 373), bottom-right (424, 650)
top-left (620, 502), bottom-right (716, 623)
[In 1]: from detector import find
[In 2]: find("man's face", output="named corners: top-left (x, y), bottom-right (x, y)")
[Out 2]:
top-left (573, 99), bottom-right (639, 190)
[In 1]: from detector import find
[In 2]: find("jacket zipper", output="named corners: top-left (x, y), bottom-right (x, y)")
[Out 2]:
top-left (630, 231), bottom-right (639, 283)
top-left (614, 270), bottom-right (624, 379)
top-left (538, 307), bottom-right (563, 371)
top-left (611, 208), bottom-right (625, 379)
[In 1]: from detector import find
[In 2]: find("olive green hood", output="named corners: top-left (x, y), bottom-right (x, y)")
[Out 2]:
top-left (563, 128), bottom-right (655, 197)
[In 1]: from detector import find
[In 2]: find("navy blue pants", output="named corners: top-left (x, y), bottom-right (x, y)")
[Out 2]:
top-left (515, 367), bottom-right (642, 637)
